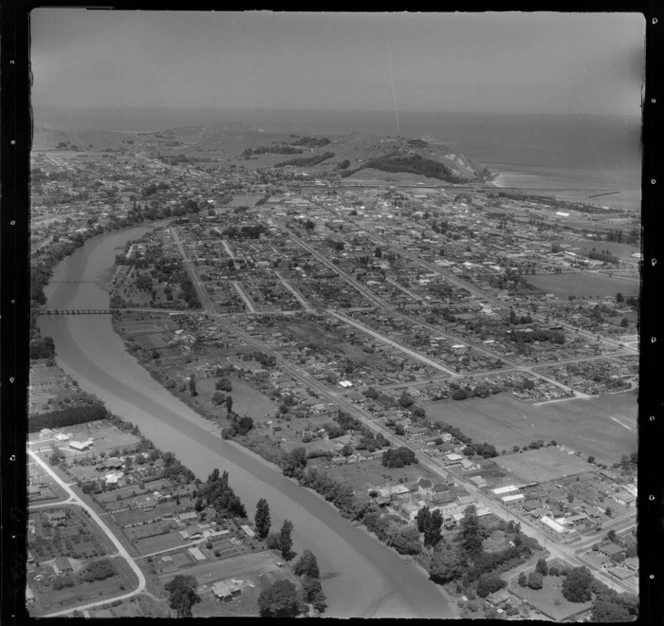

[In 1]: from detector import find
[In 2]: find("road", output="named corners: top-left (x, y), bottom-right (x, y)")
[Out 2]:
top-left (275, 270), bottom-right (316, 313)
top-left (169, 217), bottom-right (635, 597)
top-left (29, 449), bottom-right (148, 617)
top-left (232, 281), bottom-right (258, 313)
top-left (306, 197), bottom-right (638, 356)
top-left (280, 225), bottom-right (582, 398)
top-left (328, 309), bottom-right (458, 377)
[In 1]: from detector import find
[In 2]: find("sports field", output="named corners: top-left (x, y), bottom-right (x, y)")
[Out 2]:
top-left (494, 447), bottom-right (597, 483)
top-left (423, 389), bottom-right (637, 465)
top-left (525, 272), bottom-right (639, 299)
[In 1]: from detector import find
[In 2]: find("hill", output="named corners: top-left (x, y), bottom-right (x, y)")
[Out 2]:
top-left (32, 123), bottom-right (492, 183)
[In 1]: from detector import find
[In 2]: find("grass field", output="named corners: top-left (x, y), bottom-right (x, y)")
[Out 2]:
top-left (423, 390), bottom-right (636, 465)
top-left (134, 531), bottom-right (184, 556)
top-left (525, 272), bottom-right (639, 299)
top-left (494, 447), bottom-right (598, 483)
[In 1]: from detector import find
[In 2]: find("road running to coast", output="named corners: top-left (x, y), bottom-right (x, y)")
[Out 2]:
top-left (169, 234), bottom-right (635, 597)
top-left (28, 449), bottom-right (148, 617)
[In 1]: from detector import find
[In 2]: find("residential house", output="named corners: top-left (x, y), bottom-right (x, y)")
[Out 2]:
top-left (53, 556), bottom-right (73, 575)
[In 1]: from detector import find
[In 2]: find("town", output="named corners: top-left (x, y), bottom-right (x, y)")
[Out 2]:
top-left (28, 124), bottom-right (639, 621)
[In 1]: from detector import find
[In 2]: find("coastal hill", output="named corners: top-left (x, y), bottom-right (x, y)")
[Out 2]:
top-left (32, 123), bottom-right (492, 183)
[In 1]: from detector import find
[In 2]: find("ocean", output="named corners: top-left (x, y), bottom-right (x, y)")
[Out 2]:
top-left (35, 107), bottom-right (642, 210)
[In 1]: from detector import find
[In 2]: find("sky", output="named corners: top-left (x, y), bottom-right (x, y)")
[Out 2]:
top-left (31, 10), bottom-right (645, 116)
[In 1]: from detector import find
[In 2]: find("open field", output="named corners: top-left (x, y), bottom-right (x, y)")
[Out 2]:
top-left (494, 447), bottom-right (598, 483)
top-left (323, 457), bottom-right (440, 493)
top-left (196, 375), bottom-right (277, 421)
top-left (508, 570), bottom-right (592, 621)
top-left (134, 532), bottom-right (185, 555)
top-left (525, 272), bottom-right (639, 299)
top-left (423, 390), bottom-right (636, 464)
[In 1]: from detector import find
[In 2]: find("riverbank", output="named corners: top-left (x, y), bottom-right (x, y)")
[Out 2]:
top-left (37, 224), bottom-right (455, 619)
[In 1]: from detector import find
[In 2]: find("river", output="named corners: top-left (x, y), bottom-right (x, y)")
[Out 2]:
top-left (38, 225), bottom-right (454, 619)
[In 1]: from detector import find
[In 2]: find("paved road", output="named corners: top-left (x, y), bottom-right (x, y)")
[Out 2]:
top-left (281, 225), bottom-right (582, 398)
top-left (170, 215), bottom-right (634, 597)
top-left (29, 449), bottom-right (148, 618)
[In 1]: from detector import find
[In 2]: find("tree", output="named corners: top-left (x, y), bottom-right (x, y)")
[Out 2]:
top-left (416, 506), bottom-right (431, 534)
top-left (374, 246), bottom-right (382, 258)
top-left (189, 374), bottom-right (197, 396)
top-left (255, 498), bottom-right (271, 540)
top-left (536, 558), bottom-right (549, 576)
top-left (517, 572), bottom-right (527, 587)
top-left (390, 525), bottom-right (423, 555)
top-left (302, 577), bottom-right (327, 613)
top-left (216, 377), bottom-right (232, 392)
top-left (620, 318), bottom-right (629, 329)
top-left (428, 543), bottom-right (464, 584)
top-left (477, 573), bottom-right (506, 598)
top-left (588, 456), bottom-right (595, 464)
top-left (258, 579), bottom-right (301, 618)
top-left (561, 566), bottom-right (594, 603)
top-left (591, 596), bottom-right (631, 622)
top-left (164, 575), bottom-right (201, 618)
top-left (527, 572), bottom-right (544, 590)
top-left (616, 292), bottom-right (624, 303)
top-left (211, 391), bottom-right (226, 406)
top-left (606, 530), bottom-right (617, 543)
top-left (459, 505), bottom-right (483, 557)
top-left (293, 549), bottom-right (320, 578)
top-left (424, 509), bottom-right (443, 548)
top-left (280, 519), bottom-right (294, 560)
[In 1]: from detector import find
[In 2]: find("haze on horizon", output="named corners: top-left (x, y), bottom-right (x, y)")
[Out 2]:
top-left (31, 11), bottom-right (644, 118)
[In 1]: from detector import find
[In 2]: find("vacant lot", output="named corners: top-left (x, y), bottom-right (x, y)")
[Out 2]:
top-left (494, 447), bottom-right (597, 483)
top-left (525, 272), bottom-right (639, 299)
top-left (424, 390), bottom-right (636, 465)
top-left (324, 457), bottom-right (439, 493)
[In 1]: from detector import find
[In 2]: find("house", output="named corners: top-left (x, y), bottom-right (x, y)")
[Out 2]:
top-left (486, 588), bottom-right (512, 606)
top-left (104, 471), bottom-right (123, 485)
top-left (39, 428), bottom-right (55, 439)
top-left (456, 494), bottom-right (475, 507)
top-left (44, 509), bottom-right (67, 525)
top-left (26, 586), bottom-right (35, 605)
top-left (460, 459), bottom-right (480, 471)
top-left (69, 439), bottom-right (94, 451)
top-left (176, 511), bottom-right (198, 525)
top-left (187, 547), bottom-right (206, 562)
top-left (240, 524), bottom-right (255, 538)
top-left (53, 556), bottom-right (73, 575)
top-left (600, 543), bottom-right (626, 560)
top-left (469, 476), bottom-right (487, 488)
top-left (212, 578), bottom-right (244, 602)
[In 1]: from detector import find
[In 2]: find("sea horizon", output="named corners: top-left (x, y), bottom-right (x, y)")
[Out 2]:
top-left (33, 106), bottom-right (642, 210)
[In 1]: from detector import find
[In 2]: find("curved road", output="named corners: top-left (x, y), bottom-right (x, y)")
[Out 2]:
top-left (28, 449), bottom-right (148, 617)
